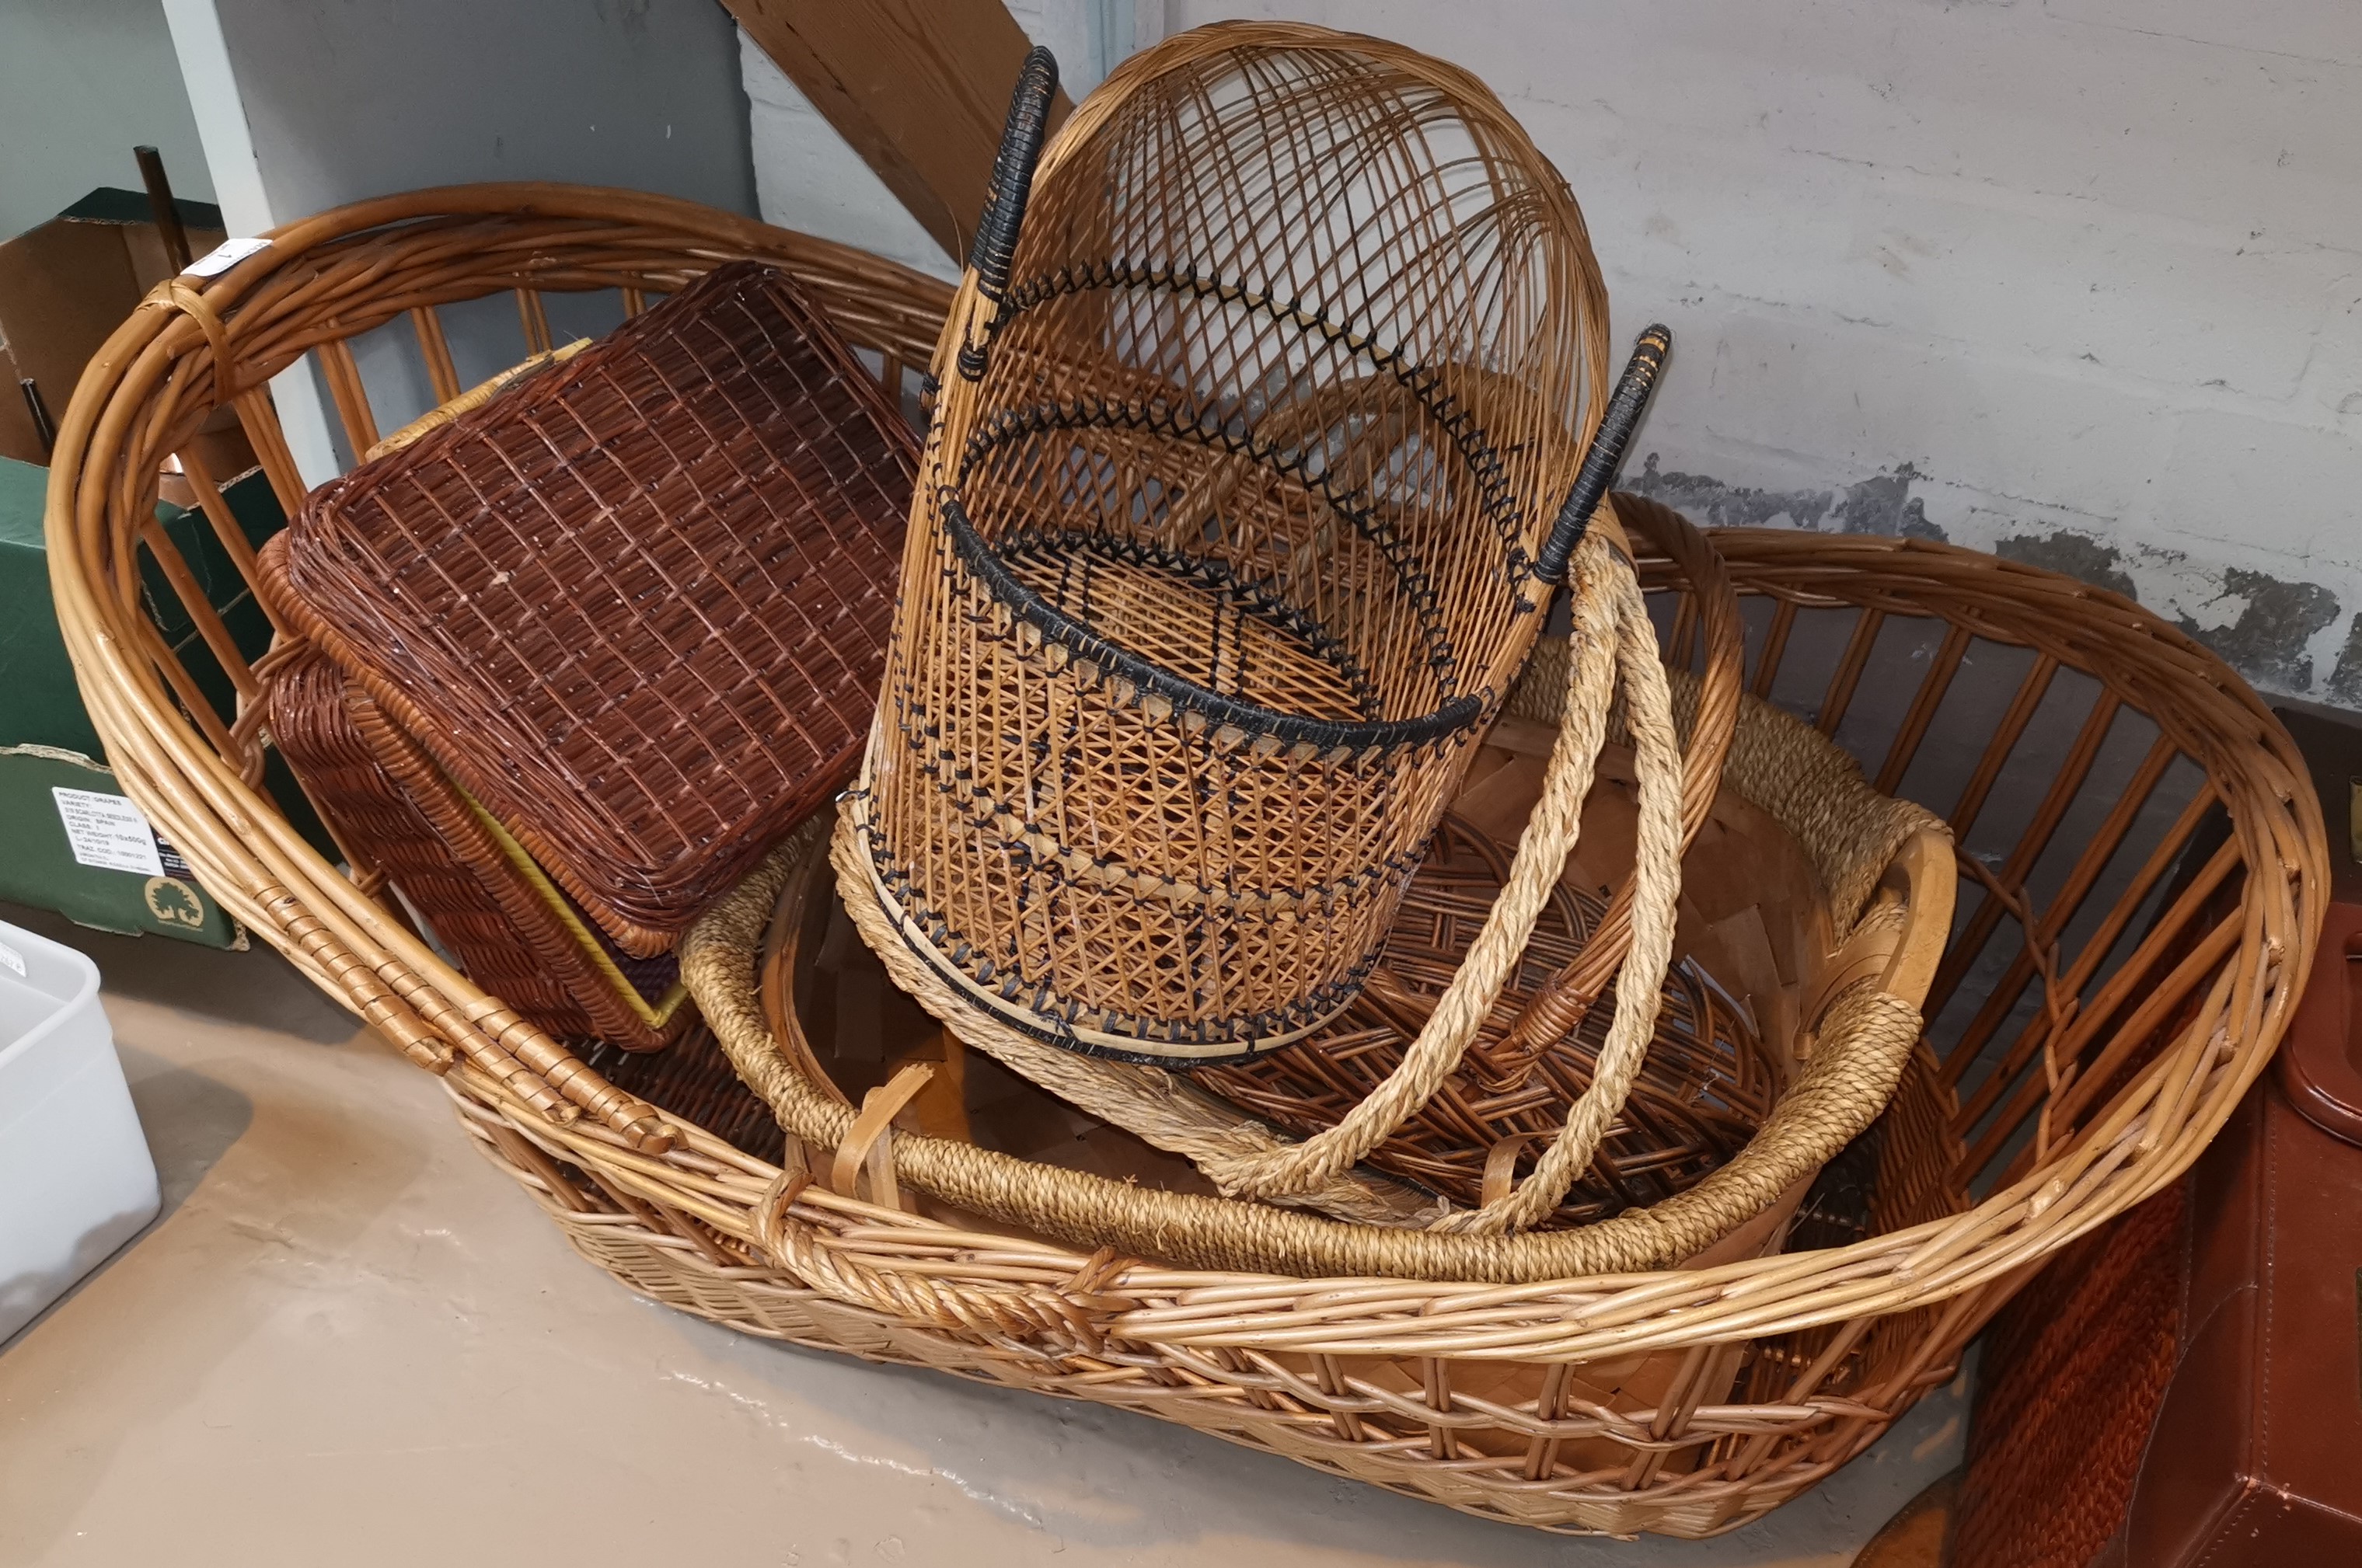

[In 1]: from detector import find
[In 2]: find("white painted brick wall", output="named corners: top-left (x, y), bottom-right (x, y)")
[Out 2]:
top-left (744, 0), bottom-right (2362, 703)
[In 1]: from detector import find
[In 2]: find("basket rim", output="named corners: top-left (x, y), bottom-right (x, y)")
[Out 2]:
top-left (940, 487), bottom-right (1492, 751)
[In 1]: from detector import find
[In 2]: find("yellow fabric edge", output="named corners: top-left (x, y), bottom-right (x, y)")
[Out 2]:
top-left (455, 786), bottom-right (688, 1029)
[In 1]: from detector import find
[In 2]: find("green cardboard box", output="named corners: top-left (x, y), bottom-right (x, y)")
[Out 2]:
top-left (0, 744), bottom-right (240, 947)
top-left (1, 454), bottom-right (329, 946)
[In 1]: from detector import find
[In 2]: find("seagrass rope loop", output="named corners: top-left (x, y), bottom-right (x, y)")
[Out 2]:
top-left (696, 777), bottom-right (1935, 1282)
top-left (1429, 545), bottom-right (1686, 1233)
top-left (1193, 528), bottom-right (1685, 1211)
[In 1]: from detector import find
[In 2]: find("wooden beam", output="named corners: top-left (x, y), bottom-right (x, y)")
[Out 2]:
top-left (725, 0), bottom-right (1072, 263)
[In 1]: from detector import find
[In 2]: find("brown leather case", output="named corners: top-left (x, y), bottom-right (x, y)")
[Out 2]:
top-left (2120, 910), bottom-right (2362, 1563)
top-left (2283, 892), bottom-right (2362, 1146)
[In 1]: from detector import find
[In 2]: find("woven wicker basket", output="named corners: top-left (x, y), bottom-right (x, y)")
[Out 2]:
top-left (263, 641), bottom-right (691, 1049)
top-left (264, 260), bottom-right (916, 958)
top-left (854, 26), bottom-right (1659, 1062)
top-left (246, 263), bottom-right (909, 1047)
top-left (47, 183), bottom-right (2325, 1538)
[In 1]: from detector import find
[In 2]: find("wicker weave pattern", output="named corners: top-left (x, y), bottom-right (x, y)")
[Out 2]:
top-left (263, 640), bottom-right (687, 1050)
top-left (1209, 812), bottom-right (1778, 1224)
top-left (274, 261), bottom-right (917, 955)
top-left (857, 26), bottom-right (1613, 1057)
top-left (45, 183), bottom-right (2324, 1541)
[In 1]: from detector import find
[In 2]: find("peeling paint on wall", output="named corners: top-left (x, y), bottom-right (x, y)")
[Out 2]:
top-left (2171, 569), bottom-right (2339, 694)
top-left (1624, 455), bottom-right (1944, 539)
top-left (1623, 454), bottom-right (2352, 703)
top-left (1993, 531), bottom-right (2137, 602)
top-left (2326, 620), bottom-right (2362, 708)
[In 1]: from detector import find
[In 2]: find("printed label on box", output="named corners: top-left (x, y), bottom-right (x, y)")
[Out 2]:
top-left (0, 939), bottom-right (23, 977)
top-left (52, 787), bottom-right (167, 877)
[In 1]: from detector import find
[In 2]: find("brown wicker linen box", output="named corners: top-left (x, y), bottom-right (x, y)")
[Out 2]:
top-left (263, 641), bottom-right (694, 1048)
top-left (256, 260), bottom-right (919, 1040)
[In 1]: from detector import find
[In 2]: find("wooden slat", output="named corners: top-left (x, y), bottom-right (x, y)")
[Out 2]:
top-left (1874, 622), bottom-right (1972, 796)
top-left (175, 448), bottom-right (267, 592)
top-left (1947, 653), bottom-right (2059, 837)
top-left (410, 306), bottom-right (463, 403)
top-left (723, 0), bottom-right (1073, 262)
top-left (234, 389), bottom-right (309, 513)
top-left (516, 288), bottom-right (554, 357)
top-left (1816, 607), bottom-right (1885, 736)
top-left (316, 339), bottom-right (381, 455)
top-left (1923, 688), bottom-right (2127, 1019)
top-left (1750, 597), bottom-right (1797, 699)
top-left (137, 516), bottom-right (260, 705)
top-left (1933, 734), bottom-right (2182, 1075)
top-left (1958, 907), bottom-right (2241, 1182)
top-left (1666, 589), bottom-right (1700, 671)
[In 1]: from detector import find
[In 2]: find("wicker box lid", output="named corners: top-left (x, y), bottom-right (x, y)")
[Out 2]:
top-left (270, 262), bottom-right (916, 955)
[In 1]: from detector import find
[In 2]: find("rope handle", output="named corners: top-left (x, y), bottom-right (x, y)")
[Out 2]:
top-left (1201, 523), bottom-right (1688, 1233)
top-left (958, 46), bottom-right (1060, 381)
top-left (1534, 326), bottom-right (1671, 585)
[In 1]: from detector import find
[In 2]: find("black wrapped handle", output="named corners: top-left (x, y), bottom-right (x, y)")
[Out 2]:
top-left (1534, 325), bottom-right (1673, 584)
top-left (959, 47), bottom-right (1059, 379)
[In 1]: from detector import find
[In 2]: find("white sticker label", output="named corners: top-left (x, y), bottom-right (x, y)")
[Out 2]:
top-left (53, 787), bottom-right (167, 876)
top-left (0, 939), bottom-right (23, 978)
top-left (183, 236), bottom-right (270, 278)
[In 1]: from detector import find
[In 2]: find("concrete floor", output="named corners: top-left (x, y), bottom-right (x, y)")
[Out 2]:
top-left (0, 904), bottom-right (1966, 1566)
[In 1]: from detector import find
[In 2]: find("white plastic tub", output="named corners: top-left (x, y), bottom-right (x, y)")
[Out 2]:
top-left (0, 918), bottom-right (159, 1345)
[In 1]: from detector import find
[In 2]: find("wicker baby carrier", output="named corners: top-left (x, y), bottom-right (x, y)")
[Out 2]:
top-left (846, 24), bottom-right (1670, 1075)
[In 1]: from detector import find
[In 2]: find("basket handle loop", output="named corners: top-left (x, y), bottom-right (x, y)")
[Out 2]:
top-left (957, 45), bottom-right (1060, 382)
top-left (1199, 524), bottom-right (1685, 1226)
top-left (1533, 326), bottom-right (1672, 585)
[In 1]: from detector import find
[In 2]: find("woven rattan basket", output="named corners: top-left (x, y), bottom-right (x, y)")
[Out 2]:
top-left (263, 641), bottom-right (691, 1048)
top-left (267, 260), bottom-right (916, 958)
top-left (853, 26), bottom-right (1669, 1063)
top-left (48, 183), bottom-right (2325, 1538)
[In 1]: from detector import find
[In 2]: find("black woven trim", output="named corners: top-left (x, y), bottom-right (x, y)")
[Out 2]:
top-left (994, 526), bottom-right (1386, 722)
top-left (943, 490), bottom-right (1485, 751)
top-left (993, 259), bottom-right (1540, 576)
top-left (956, 392), bottom-right (1464, 697)
top-left (854, 803), bottom-right (1386, 1059)
top-left (881, 695), bottom-right (1436, 908)
top-left (967, 48), bottom-right (1058, 304)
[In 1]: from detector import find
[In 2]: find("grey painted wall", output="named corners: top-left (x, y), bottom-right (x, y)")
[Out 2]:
top-left (202, 0), bottom-right (755, 221)
top-left (0, 0), bottom-right (217, 239)
top-left (167, 0), bottom-right (758, 485)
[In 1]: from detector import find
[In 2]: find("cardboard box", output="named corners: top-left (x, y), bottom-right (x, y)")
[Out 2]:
top-left (0, 186), bottom-right (231, 465)
top-left (0, 454), bottom-right (330, 946)
top-left (0, 745), bottom-right (240, 948)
